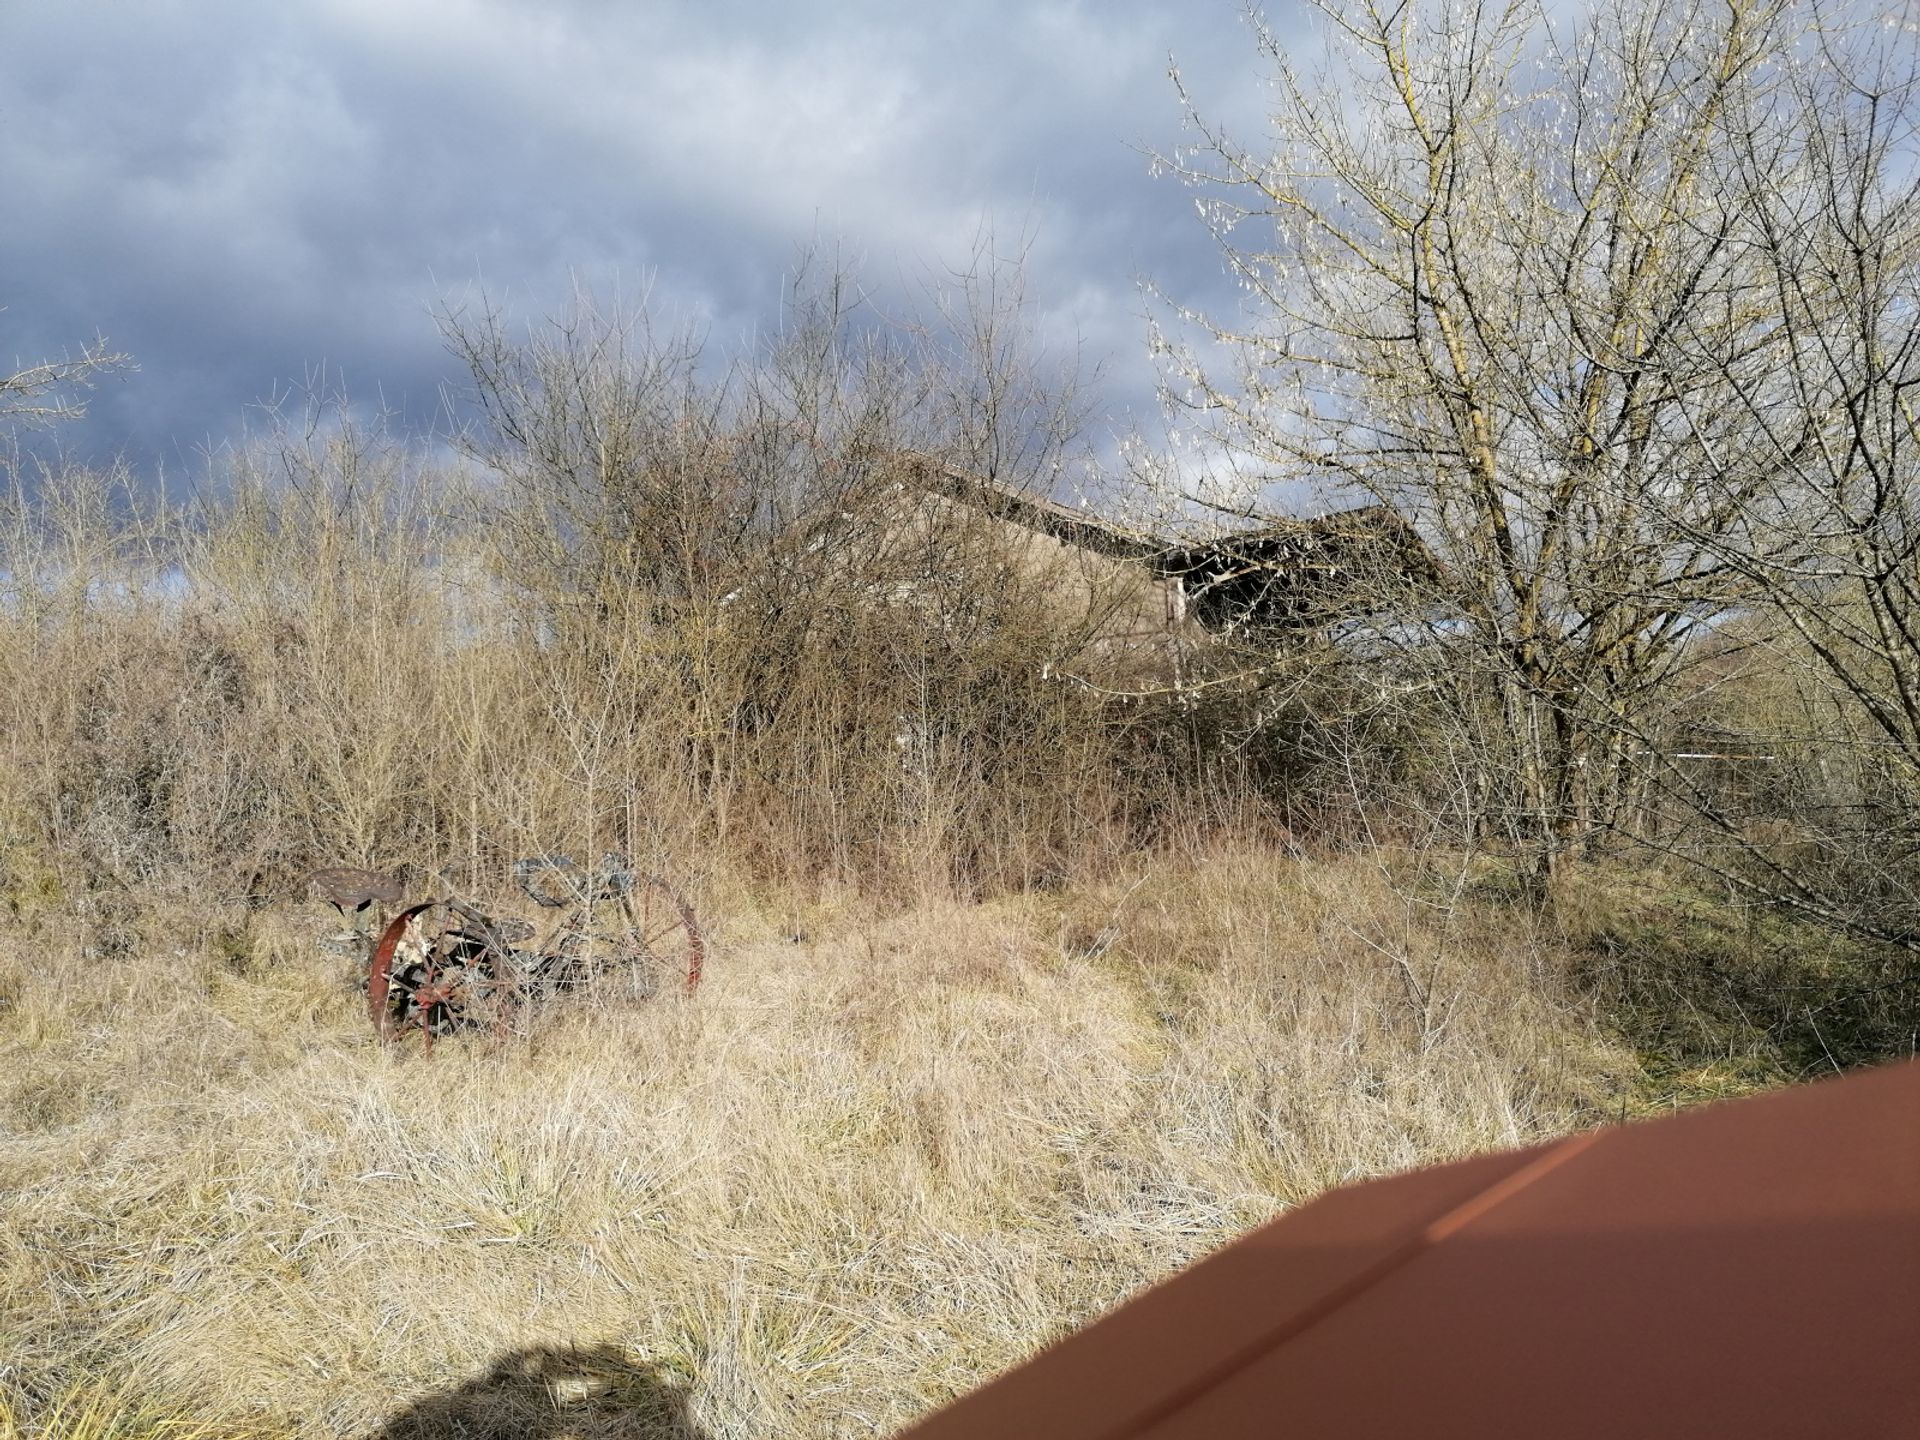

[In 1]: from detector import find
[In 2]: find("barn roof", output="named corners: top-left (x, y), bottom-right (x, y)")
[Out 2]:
top-left (896, 1060), bottom-right (1920, 1440)
top-left (908, 458), bottom-right (1435, 633)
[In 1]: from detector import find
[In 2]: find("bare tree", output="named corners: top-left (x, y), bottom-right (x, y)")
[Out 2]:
top-left (1, 319), bottom-right (132, 430)
top-left (1638, 9), bottom-right (1920, 949)
top-left (1153, 0), bottom-right (1819, 885)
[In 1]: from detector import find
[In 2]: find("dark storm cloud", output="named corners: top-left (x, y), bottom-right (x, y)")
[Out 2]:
top-left (1, 0), bottom-right (1274, 472)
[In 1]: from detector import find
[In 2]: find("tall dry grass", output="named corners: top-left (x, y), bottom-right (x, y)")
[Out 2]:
top-left (1, 849), bottom-right (1634, 1437)
top-left (0, 289), bottom-right (1390, 1437)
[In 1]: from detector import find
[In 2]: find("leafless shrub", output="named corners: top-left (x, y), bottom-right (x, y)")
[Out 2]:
top-left (0, 258), bottom-right (1246, 923)
top-left (1151, 0), bottom-right (1831, 888)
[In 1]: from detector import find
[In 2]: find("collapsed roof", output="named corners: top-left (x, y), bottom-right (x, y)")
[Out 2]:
top-left (909, 459), bottom-right (1435, 634)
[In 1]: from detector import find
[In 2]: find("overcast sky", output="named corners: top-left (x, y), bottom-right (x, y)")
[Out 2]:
top-left (1, 0), bottom-right (1283, 479)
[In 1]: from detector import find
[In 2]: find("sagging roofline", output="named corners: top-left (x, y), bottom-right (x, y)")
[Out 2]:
top-left (903, 455), bottom-right (1438, 634)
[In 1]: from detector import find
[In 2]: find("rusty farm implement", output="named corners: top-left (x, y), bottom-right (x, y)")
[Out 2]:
top-left (314, 855), bottom-right (704, 1050)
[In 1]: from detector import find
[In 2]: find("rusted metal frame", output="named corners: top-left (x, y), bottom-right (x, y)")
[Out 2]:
top-left (368, 901), bottom-right (435, 1041)
top-left (410, 954), bottom-right (461, 1055)
top-left (446, 898), bottom-right (524, 1042)
top-left (360, 867), bottom-right (701, 1050)
top-left (410, 912), bottom-right (453, 1052)
top-left (312, 866), bottom-right (403, 917)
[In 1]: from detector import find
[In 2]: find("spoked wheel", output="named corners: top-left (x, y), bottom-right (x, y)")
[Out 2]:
top-left (514, 854), bottom-right (705, 996)
top-left (367, 900), bottom-right (525, 1049)
top-left (615, 874), bottom-right (706, 995)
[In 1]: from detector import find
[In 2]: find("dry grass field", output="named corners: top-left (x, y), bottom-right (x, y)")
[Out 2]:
top-left (2, 847), bottom-right (1660, 1439)
top-left (14, 5), bottom-right (1920, 1429)
top-left (5, 312), bottom-right (1914, 1438)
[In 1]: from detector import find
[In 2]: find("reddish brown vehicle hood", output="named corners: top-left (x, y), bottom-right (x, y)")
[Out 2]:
top-left (899, 1061), bottom-right (1920, 1440)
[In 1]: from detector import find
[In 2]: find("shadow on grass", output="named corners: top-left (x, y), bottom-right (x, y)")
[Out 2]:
top-left (370, 1344), bottom-right (705, 1440)
top-left (1556, 862), bottom-right (1920, 1105)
